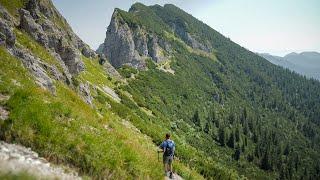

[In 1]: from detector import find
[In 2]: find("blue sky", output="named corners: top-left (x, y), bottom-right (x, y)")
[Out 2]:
top-left (52, 0), bottom-right (320, 56)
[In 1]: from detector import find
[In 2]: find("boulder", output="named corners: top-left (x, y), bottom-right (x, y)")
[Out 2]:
top-left (81, 45), bottom-right (96, 58)
top-left (0, 106), bottom-right (9, 121)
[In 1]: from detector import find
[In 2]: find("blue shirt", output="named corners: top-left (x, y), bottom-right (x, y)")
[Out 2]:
top-left (160, 139), bottom-right (175, 156)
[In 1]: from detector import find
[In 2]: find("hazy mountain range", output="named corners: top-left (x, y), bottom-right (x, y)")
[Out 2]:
top-left (259, 52), bottom-right (320, 80)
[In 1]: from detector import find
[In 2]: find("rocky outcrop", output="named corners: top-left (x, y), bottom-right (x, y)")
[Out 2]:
top-left (0, 141), bottom-right (81, 179)
top-left (98, 54), bottom-right (122, 79)
top-left (18, 3), bottom-right (86, 75)
top-left (0, 5), bottom-right (17, 26)
top-left (79, 82), bottom-right (93, 105)
top-left (96, 43), bottom-right (105, 55)
top-left (0, 18), bottom-right (16, 47)
top-left (11, 47), bottom-right (56, 93)
top-left (19, 9), bottom-right (49, 47)
top-left (171, 22), bottom-right (212, 52)
top-left (0, 106), bottom-right (9, 121)
top-left (0, 0), bottom-right (102, 92)
top-left (101, 10), bottom-right (171, 69)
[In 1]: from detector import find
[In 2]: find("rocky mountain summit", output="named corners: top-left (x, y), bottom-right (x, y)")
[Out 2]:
top-left (98, 3), bottom-right (213, 69)
top-left (100, 9), bottom-right (171, 69)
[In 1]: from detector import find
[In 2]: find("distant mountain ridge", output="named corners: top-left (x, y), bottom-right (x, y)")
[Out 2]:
top-left (259, 51), bottom-right (320, 80)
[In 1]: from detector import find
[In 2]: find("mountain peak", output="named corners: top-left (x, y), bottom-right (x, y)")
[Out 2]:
top-left (129, 2), bottom-right (148, 12)
top-left (284, 52), bottom-right (298, 57)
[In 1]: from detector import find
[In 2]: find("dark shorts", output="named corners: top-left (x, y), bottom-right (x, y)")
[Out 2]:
top-left (163, 155), bottom-right (173, 165)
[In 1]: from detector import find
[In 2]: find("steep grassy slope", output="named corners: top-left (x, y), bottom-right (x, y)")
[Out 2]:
top-left (0, 1), bottom-right (203, 179)
top-left (103, 3), bottom-right (320, 180)
top-left (0, 40), bottom-right (203, 179)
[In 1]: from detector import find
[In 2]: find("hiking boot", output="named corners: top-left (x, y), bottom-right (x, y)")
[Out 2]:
top-left (169, 172), bottom-right (173, 179)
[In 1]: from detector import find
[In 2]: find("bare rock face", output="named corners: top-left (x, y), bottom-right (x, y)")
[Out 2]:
top-left (18, 7), bottom-right (84, 75)
top-left (104, 10), bottom-right (144, 69)
top-left (0, 18), bottom-right (16, 47)
top-left (19, 9), bottom-right (49, 47)
top-left (98, 54), bottom-right (122, 79)
top-left (12, 48), bottom-right (56, 93)
top-left (79, 82), bottom-right (93, 105)
top-left (102, 9), bottom-right (171, 69)
top-left (171, 21), bottom-right (212, 52)
top-left (56, 38), bottom-right (84, 74)
top-left (16, 0), bottom-right (100, 75)
top-left (0, 5), bottom-right (17, 26)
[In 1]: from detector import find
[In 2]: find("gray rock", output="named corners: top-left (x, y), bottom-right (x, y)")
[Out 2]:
top-left (0, 106), bottom-right (9, 121)
top-left (19, 8), bottom-right (49, 47)
top-left (95, 43), bottom-right (105, 55)
top-left (25, 0), bottom-right (54, 19)
top-left (57, 41), bottom-right (85, 74)
top-left (186, 33), bottom-right (212, 52)
top-left (0, 18), bottom-right (15, 47)
top-left (18, 3), bottom-right (92, 75)
top-left (0, 5), bottom-right (17, 26)
top-left (79, 82), bottom-right (93, 105)
top-left (0, 94), bottom-right (10, 102)
top-left (49, 51), bottom-right (73, 85)
top-left (0, 141), bottom-right (81, 179)
top-left (148, 35), bottom-right (167, 63)
top-left (102, 9), bottom-right (171, 69)
top-left (98, 54), bottom-right (107, 65)
top-left (81, 45), bottom-right (96, 58)
top-left (171, 21), bottom-right (211, 52)
top-left (104, 10), bottom-right (145, 69)
top-left (12, 47), bottom-right (56, 93)
top-left (26, 0), bottom-right (41, 19)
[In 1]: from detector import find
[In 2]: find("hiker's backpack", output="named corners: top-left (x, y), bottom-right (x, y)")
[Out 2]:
top-left (164, 140), bottom-right (174, 156)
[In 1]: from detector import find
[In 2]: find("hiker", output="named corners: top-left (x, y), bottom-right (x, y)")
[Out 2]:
top-left (158, 133), bottom-right (175, 178)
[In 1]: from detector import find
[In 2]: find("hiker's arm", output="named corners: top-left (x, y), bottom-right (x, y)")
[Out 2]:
top-left (158, 142), bottom-right (164, 152)
top-left (158, 148), bottom-right (164, 152)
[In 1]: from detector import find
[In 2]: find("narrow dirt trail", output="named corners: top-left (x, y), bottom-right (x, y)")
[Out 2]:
top-left (0, 141), bottom-right (81, 179)
top-left (164, 173), bottom-right (183, 180)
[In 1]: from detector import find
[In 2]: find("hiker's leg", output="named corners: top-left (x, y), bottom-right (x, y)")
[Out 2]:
top-left (167, 156), bottom-right (172, 172)
top-left (163, 162), bottom-right (167, 174)
top-left (163, 155), bottom-right (166, 172)
top-left (169, 157), bottom-right (173, 178)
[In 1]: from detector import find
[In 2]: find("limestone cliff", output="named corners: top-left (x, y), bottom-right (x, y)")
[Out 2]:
top-left (100, 9), bottom-right (171, 69)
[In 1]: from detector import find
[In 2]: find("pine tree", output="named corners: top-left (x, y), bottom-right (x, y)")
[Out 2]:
top-left (235, 127), bottom-right (241, 142)
top-left (261, 150), bottom-right (272, 170)
top-left (193, 110), bottom-right (201, 128)
top-left (234, 146), bottom-right (241, 161)
top-left (218, 127), bottom-right (226, 146)
top-left (204, 121), bottom-right (211, 134)
top-left (227, 131), bottom-right (235, 148)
